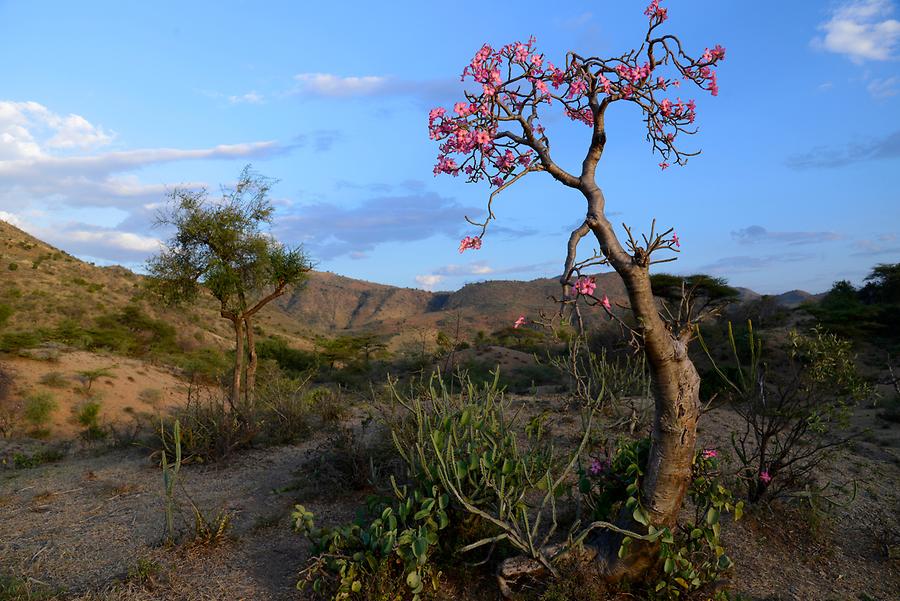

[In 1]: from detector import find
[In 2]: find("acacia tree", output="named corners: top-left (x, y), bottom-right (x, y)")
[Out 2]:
top-left (428, 0), bottom-right (725, 582)
top-left (148, 166), bottom-right (313, 405)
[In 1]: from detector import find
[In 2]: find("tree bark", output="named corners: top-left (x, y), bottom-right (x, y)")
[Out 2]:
top-left (582, 187), bottom-right (701, 580)
top-left (231, 316), bottom-right (244, 409)
top-left (244, 315), bottom-right (257, 400)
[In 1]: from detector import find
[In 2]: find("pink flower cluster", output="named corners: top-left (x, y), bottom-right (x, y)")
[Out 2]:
top-left (644, 0), bottom-right (668, 22)
top-left (672, 232), bottom-right (680, 247)
top-left (458, 235), bottom-right (482, 253)
top-left (701, 448), bottom-right (717, 459)
top-left (615, 62), bottom-right (653, 85)
top-left (513, 315), bottom-right (526, 329)
top-left (565, 106), bottom-right (594, 127)
top-left (659, 98), bottom-right (696, 122)
top-left (574, 276), bottom-right (596, 296)
top-left (759, 470), bottom-right (772, 484)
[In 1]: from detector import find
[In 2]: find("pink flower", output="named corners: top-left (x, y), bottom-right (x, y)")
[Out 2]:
top-left (672, 232), bottom-right (680, 247)
top-left (759, 470), bottom-right (772, 484)
top-left (659, 162), bottom-right (670, 170)
top-left (513, 315), bottom-right (526, 329)
top-left (458, 235), bottom-right (482, 253)
top-left (644, 0), bottom-right (668, 22)
top-left (701, 449), bottom-right (717, 459)
top-left (601, 294), bottom-right (611, 311)
top-left (711, 45), bottom-right (726, 61)
top-left (574, 276), bottom-right (597, 296)
top-left (588, 458), bottom-right (606, 475)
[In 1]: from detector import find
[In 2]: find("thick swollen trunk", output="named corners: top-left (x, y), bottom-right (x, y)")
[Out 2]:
top-left (244, 316), bottom-right (257, 400)
top-left (231, 317), bottom-right (244, 409)
top-left (583, 188), bottom-right (701, 580)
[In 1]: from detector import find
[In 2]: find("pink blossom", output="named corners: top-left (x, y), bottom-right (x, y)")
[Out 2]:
top-left (568, 78), bottom-right (588, 98)
top-left (599, 74), bottom-right (612, 95)
top-left (701, 449), bottom-right (717, 459)
top-left (458, 235), bottom-right (482, 253)
top-left (672, 232), bottom-right (680, 247)
top-left (565, 106), bottom-right (594, 127)
top-left (574, 276), bottom-right (597, 296)
top-left (711, 45), bottom-right (726, 61)
top-left (759, 470), bottom-right (772, 484)
top-left (588, 458), bottom-right (606, 475)
top-left (660, 98), bottom-right (672, 117)
top-left (601, 294), bottom-right (611, 311)
top-left (707, 70), bottom-right (719, 96)
top-left (659, 162), bottom-right (670, 170)
top-left (513, 315), bottom-right (526, 329)
top-left (644, 0), bottom-right (668, 22)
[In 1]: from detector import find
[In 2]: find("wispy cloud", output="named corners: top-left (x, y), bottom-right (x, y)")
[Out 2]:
top-left (287, 73), bottom-right (464, 106)
top-left (851, 233), bottom-right (900, 255)
top-left (697, 253), bottom-right (815, 275)
top-left (414, 259), bottom-right (558, 290)
top-left (786, 129), bottom-right (900, 169)
top-left (731, 225), bottom-right (841, 245)
top-left (812, 0), bottom-right (900, 62)
top-left (275, 193), bottom-right (482, 259)
top-left (867, 75), bottom-right (900, 98)
top-left (291, 73), bottom-right (389, 97)
top-left (228, 91), bottom-right (264, 104)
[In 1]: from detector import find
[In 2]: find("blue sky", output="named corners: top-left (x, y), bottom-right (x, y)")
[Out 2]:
top-left (1, 0), bottom-right (898, 294)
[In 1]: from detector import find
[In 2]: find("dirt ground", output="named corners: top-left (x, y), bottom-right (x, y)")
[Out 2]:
top-left (1, 391), bottom-right (898, 600)
top-left (1, 350), bottom-right (184, 438)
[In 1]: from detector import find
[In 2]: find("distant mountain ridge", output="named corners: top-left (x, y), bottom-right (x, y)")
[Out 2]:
top-left (0, 218), bottom-right (821, 352)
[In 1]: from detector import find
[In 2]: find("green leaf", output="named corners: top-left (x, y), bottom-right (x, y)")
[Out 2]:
top-left (406, 571), bottom-right (423, 593)
top-left (633, 506), bottom-right (649, 526)
top-left (734, 501), bottom-right (744, 521)
top-left (664, 557), bottom-right (675, 574)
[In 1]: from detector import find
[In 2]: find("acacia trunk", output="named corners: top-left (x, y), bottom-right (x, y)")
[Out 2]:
top-left (231, 317), bottom-right (244, 409)
top-left (244, 316), bottom-right (257, 400)
top-left (584, 189), bottom-right (701, 581)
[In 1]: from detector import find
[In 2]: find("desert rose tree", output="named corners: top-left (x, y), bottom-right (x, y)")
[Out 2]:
top-left (429, 0), bottom-right (725, 582)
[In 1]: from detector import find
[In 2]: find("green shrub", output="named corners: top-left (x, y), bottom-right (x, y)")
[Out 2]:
top-left (0, 330), bottom-right (41, 352)
top-left (38, 372), bottom-right (68, 389)
top-left (75, 400), bottom-right (106, 441)
top-left (11, 447), bottom-right (65, 469)
top-left (139, 388), bottom-right (164, 405)
top-left (7, 262), bottom-right (17, 271)
top-left (700, 322), bottom-right (872, 503)
top-left (23, 391), bottom-right (57, 427)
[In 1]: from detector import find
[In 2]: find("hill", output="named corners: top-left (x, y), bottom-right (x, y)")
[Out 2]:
top-left (0, 218), bottom-right (820, 358)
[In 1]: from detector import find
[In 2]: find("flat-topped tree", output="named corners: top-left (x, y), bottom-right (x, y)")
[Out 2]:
top-left (428, 0), bottom-right (725, 583)
top-left (148, 166), bottom-right (313, 405)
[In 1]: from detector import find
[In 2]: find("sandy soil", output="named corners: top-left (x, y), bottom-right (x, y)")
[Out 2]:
top-left (1, 349), bottom-right (185, 438)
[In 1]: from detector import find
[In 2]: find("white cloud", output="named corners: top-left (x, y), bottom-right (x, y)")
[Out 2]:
top-left (292, 73), bottom-right (389, 97)
top-left (813, 0), bottom-right (900, 62)
top-left (414, 274), bottom-right (445, 290)
top-left (63, 228), bottom-right (162, 253)
top-left (228, 91), bottom-right (264, 104)
top-left (0, 99), bottom-right (298, 264)
top-left (0, 210), bottom-right (24, 228)
top-left (0, 101), bottom-right (113, 160)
